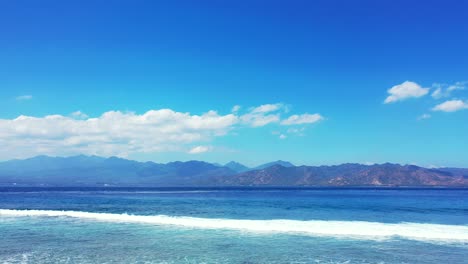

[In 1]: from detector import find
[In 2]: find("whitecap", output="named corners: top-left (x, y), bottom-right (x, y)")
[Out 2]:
top-left (1, 209), bottom-right (467, 243)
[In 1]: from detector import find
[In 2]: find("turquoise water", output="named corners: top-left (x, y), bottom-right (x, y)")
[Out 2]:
top-left (0, 188), bottom-right (467, 263)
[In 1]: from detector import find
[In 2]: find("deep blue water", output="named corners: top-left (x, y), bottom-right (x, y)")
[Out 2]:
top-left (0, 187), bottom-right (467, 263)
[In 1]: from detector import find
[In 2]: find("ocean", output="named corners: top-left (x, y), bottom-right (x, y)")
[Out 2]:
top-left (0, 187), bottom-right (466, 263)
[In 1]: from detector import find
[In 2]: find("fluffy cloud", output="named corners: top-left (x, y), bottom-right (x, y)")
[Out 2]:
top-left (0, 104), bottom-right (325, 159)
top-left (239, 103), bottom-right (283, 127)
top-left (239, 103), bottom-right (324, 127)
top-left (250, 103), bottom-right (283, 113)
top-left (384, 81), bottom-right (429, 103)
top-left (432, 100), bottom-right (468, 112)
top-left (0, 109), bottom-right (238, 159)
top-left (16, 95), bottom-right (33, 101)
top-left (240, 113), bottom-right (280, 127)
top-left (188, 145), bottom-right (212, 154)
top-left (384, 80), bottom-right (467, 116)
top-left (431, 82), bottom-right (466, 99)
top-left (281, 113), bottom-right (323, 125)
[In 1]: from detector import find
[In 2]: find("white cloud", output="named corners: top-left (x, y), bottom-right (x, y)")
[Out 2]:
top-left (417, 114), bottom-right (431, 120)
top-left (432, 100), bottom-right (468, 112)
top-left (16, 95), bottom-right (33, 101)
top-left (0, 103), bottom-right (326, 159)
top-left (188, 145), bottom-right (212, 154)
top-left (279, 134), bottom-right (287, 139)
top-left (231, 105), bottom-right (241, 113)
top-left (251, 103), bottom-right (283, 113)
top-left (281, 113), bottom-right (323, 125)
top-left (240, 103), bottom-right (283, 127)
top-left (240, 113), bottom-right (280, 127)
top-left (384, 81), bottom-right (429, 103)
top-left (71, 111), bottom-right (89, 119)
top-left (240, 103), bottom-right (323, 127)
top-left (0, 109), bottom-right (238, 159)
top-left (431, 82), bottom-right (466, 99)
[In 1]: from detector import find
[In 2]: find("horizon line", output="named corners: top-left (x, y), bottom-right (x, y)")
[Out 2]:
top-left (0, 154), bottom-right (462, 169)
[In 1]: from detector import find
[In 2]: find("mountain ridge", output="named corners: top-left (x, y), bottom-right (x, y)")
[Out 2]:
top-left (253, 160), bottom-right (295, 170)
top-left (0, 156), bottom-right (466, 187)
top-left (224, 161), bottom-right (250, 173)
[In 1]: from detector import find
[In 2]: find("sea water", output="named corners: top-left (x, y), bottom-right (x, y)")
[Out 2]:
top-left (0, 188), bottom-right (466, 263)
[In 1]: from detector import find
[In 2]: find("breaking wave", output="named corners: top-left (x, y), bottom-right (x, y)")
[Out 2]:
top-left (1, 209), bottom-right (467, 243)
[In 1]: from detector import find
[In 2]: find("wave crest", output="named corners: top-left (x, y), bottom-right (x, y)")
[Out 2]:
top-left (1, 209), bottom-right (467, 243)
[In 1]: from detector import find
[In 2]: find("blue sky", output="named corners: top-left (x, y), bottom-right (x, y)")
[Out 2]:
top-left (1, 0), bottom-right (467, 167)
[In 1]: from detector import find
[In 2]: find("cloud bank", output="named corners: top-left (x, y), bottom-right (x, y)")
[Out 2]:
top-left (0, 104), bottom-right (323, 159)
top-left (0, 109), bottom-right (237, 159)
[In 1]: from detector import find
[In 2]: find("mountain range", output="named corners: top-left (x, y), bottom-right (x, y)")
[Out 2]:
top-left (0, 155), bottom-right (466, 187)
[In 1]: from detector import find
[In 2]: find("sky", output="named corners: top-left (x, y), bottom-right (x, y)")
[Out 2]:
top-left (1, 0), bottom-right (467, 167)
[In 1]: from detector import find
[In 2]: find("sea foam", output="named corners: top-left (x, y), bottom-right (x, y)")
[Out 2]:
top-left (1, 209), bottom-right (467, 243)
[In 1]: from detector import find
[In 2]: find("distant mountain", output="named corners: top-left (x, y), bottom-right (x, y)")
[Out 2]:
top-left (436, 168), bottom-right (468, 179)
top-left (224, 161), bottom-right (250, 173)
top-left (0, 156), bottom-right (466, 187)
top-left (254, 160), bottom-right (294, 170)
top-left (216, 163), bottom-right (467, 187)
top-left (0, 156), bottom-right (235, 187)
top-left (0, 155), bottom-right (107, 172)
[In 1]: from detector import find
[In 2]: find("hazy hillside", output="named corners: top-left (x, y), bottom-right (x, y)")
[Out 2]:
top-left (0, 156), bottom-right (235, 186)
top-left (0, 156), bottom-right (466, 187)
top-left (218, 163), bottom-right (467, 187)
top-left (253, 160), bottom-right (295, 170)
top-left (224, 161), bottom-right (250, 173)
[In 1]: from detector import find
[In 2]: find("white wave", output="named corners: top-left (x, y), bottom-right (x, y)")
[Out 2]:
top-left (1, 209), bottom-right (467, 243)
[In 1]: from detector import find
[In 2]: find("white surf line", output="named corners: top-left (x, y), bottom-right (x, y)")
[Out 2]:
top-left (1, 209), bottom-right (467, 243)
